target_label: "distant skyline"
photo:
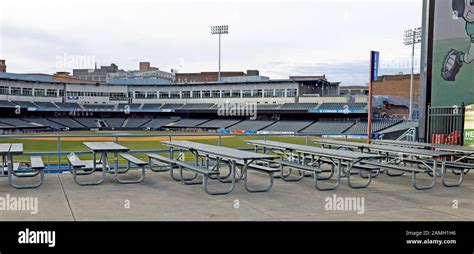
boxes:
[0,0,422,85]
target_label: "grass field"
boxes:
[0,131,322,165]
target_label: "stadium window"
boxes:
[287,89,297,97]
[264,89,274,98]
[11,87,21,96]
[159,91,170,99]
[242,90,252,98]
[34,89,46,97]
[232,90,241,98]
[146,91,157,99]
[170,91,180,99]
[22,88,33,96]
[182,91,191,98]
[222,90,231,98]
[191,91,201,98]
[275,89,285,97]
[0,86,8,95]
[135,91,146,99]
[211,90,221,98]
[252,89,263,98]
[202,90,211,98]
[46,89,57,97]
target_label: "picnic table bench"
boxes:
[159,141,279,195]
[0,143,45,189]
[246,140,383,190]
[315,139,464,189]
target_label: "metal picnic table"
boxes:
[0,143,30,188]
[81,142,130,185]
[161,140,279,194]
[245,140,384,189]
[372,139,474,162]
[314,139,458,181]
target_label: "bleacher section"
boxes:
[82,104,115,110]
[47,118,84,128]
[13,101,37,108]
[122,118,152,128]
[0,118,38,128]
[256,104,281,110]
[300,121,356,135]
[317,102,367,110]
[280,103,318,110]
[141,104,163,110]
[34,102,58,108]
[160,104,183,110]
[261,120,314,133]
[228,120,275,132]
[180,103,214,110]
[55,103,81,109]
[165,119,210,128]
[197,119,242,129]
[103,118,126,128]
[74,118,99,128]
[24,118,66,129]
[0,101,15,107]
[344,119,402,135]
[118,104,141,110]
[142,118,177,129]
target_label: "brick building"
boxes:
[0,60,6,72]
[372,74,420,104]
[175,71,247,83]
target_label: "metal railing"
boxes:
[426,104,465,144]
[0,133,323,172]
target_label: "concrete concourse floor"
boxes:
[0,169,473,221]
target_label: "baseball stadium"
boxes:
[0,0,473,225]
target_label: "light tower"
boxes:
[403,27,422,120]
[211,25,229,82]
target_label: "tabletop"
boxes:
[373,140,474,154]
[246,140,383,161]
[83,142,129,152]
[314,139,455,158]
[0,143,24,155]
[162,140,278,161]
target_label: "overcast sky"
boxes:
[0,0,423,86]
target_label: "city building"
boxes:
[0,60,6,72]
[372,73,420,104]
[107,62,175,85]
[175,71,247,83]
[73,63,121,83]
[339,86,369,96]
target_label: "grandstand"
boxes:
[47,118,84,129]
[197,119,242,129]
[317,102,367,111]
[142,118,178,130]
[122,118,152,128]
[74,118,100,128]
[228,120,276,132]
[343,119,402,135]
[300,121,356,135]
[280,103,318,110]
[103,118,126,128]
[24,118,67,130]
[260,120,314,133]
[165,119,210,128]
[180,103,214,110]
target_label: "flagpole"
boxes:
[368,51,374,144]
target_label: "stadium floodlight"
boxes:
[403,27,422,120]
[211,25,229,82]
